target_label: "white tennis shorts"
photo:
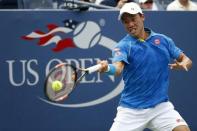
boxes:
[110,101,188,131]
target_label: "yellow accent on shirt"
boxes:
[138,38,145,42]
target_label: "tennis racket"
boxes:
[44,63,101,102]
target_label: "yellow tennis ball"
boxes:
[51,80,63,91]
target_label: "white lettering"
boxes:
[45,59,63,76]
[6,60,26,86]
[27,59,39,86]
[6,58,114,87]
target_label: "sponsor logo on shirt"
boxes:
[154,38,160,45]
[114,48,122,56]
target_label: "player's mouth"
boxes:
[128,28,137,34]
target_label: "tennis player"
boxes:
[98,2,192,131]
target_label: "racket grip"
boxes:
[86,64,102,74]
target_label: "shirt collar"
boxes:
[145,27,156,40]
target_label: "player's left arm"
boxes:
[169,53,192,71]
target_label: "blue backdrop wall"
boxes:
[0,11,196,131]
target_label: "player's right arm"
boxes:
[98,60,125,76]
[99,39,128,76]
[113,61,125,76]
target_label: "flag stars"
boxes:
[65,22,69,27]
[72,25,76,29]
[63,19,79,30]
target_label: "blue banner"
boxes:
[0,11,196,131]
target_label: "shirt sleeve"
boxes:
[112,42,129,64]
[167,37,183,59]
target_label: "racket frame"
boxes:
[44,63,90,102]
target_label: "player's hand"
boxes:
[97,60,109,73]
[168,60,189,71]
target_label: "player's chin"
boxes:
[128,30,137,36]
[129,32,137,37]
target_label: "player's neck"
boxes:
[138,30,149,41]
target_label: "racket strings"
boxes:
[46,65,76,102]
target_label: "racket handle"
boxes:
[86,64,102,74]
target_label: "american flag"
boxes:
[22,19,79,52]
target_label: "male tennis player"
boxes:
[98,2,192,131]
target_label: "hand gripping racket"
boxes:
[44,63,101,102]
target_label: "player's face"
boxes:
[121,13,145,38]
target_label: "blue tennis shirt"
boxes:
[112,28,183,109]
